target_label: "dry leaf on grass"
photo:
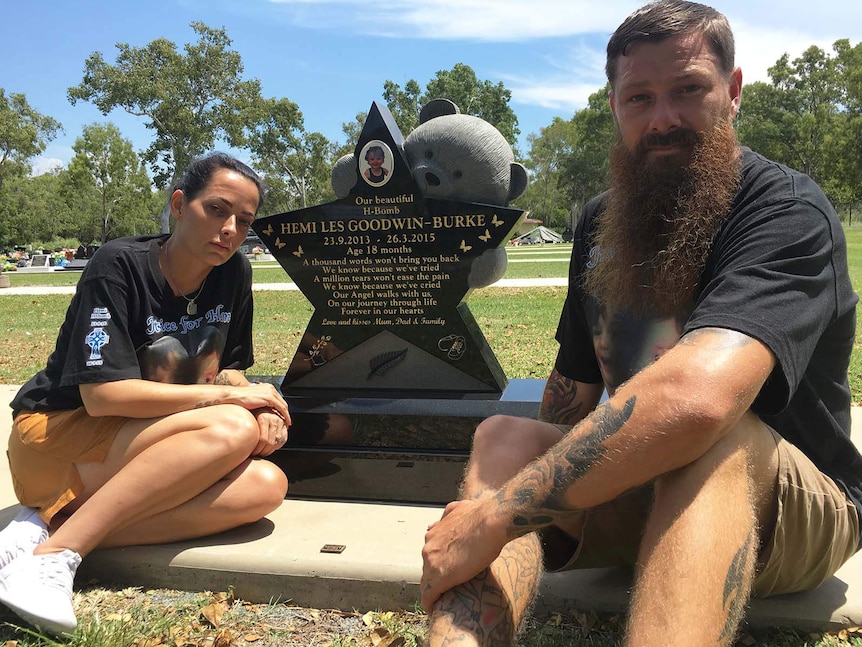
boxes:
[135,639,165,647]
[200,601,229,627]
[105,612,133,622]
[371,627,390,645]
[214,628,232,647]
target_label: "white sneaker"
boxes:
[0,549,81,635]
[0,507,48,570]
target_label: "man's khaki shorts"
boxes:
[7,409,128,525]
[543,428,860,597]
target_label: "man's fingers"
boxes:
[420,579,439,613]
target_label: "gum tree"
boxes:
[0,89,61,189]
[68,22,262,232]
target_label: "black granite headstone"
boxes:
[255,102,525,400]
[253,103,544,504]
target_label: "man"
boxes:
[420,2,862,646]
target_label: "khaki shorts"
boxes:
[8,409,128,525]
[544,428,860,597]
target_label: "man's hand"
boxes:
[420,498,510,612]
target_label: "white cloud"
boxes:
[268,0,860,117]
[511,81,601,111]
[270,0,861,44]
[733,22,841,86]
[270,0,640,40]
[30,157,65,177]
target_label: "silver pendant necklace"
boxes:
[160,242,207,316]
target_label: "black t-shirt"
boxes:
[11,234,254,413]
[555,149,862,540]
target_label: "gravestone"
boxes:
[254,102,544,503]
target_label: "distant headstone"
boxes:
[255,102,525,400]
[30,254,49,268]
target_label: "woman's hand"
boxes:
[221,381,291,424]
[251,407,289,456]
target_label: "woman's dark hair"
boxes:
[364,145,385,161]
[174,152,265,213]
[606,0,734,87]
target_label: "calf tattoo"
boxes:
[718,528,756,645]
[496,397,636,536]
[428,534,542,646]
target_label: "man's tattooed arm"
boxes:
[495,396,636,538]
[488,327,775,543]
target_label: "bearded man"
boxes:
[420,2,862,646]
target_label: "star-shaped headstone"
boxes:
[254,102,525,399]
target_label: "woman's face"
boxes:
[171,168,260,267]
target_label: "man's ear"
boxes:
[729,67,743,119]
[169,189,184,220]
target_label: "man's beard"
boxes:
[584,118,742,316]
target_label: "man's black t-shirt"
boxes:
[555,148,862,540]
[11,234,254,413]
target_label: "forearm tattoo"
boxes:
[496,397,636,537]
[539,373,585,425]
[213,371,241,386]
[428,534,542,646]
[194,399,222,409]
[718,528,756,646]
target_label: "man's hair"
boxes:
[174,152,265,214]
[606,0,735,87]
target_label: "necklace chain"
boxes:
[160,242,207,316]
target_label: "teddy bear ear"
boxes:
[419,99,461,124]
[508,162,529,202]
[331,154,358,198]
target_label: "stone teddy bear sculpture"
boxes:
[331,99,528,287]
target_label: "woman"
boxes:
[0,153,290,635]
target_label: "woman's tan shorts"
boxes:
[544,427,860,598]
[7,409,128,525]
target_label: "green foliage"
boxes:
[68,22,263,231]
[64,123,157,243]
[0,88,62,189]
[383,78,423,135]
[422,64,520,146]
[515,117,580,230]
[242,97,336,213]
[368,64,520,147]
[522,85,615,229]
[0,172,78,248]
[737,45,843,186]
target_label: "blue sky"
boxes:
[4,0,862,176]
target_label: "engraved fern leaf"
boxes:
[367,348,408,379]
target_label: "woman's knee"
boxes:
[235,459,288,517]
[201,405,260,456]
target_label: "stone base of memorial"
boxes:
[257,376,543,505]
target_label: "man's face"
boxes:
[609,32,741,164]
